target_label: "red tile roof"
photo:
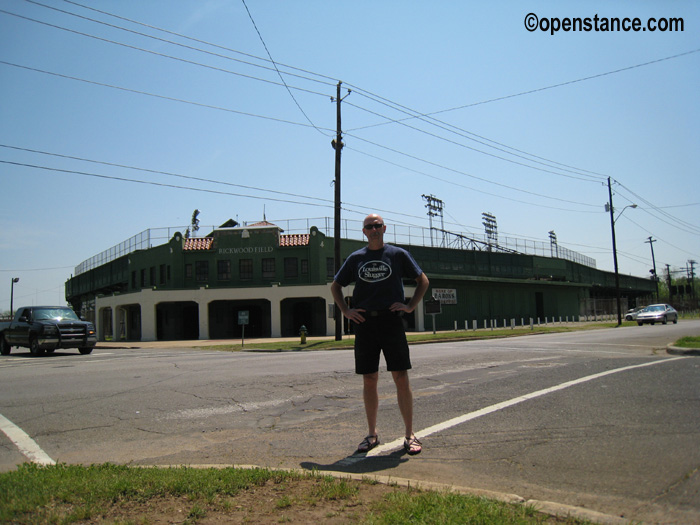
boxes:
[279,234,310,247]
[183,237,214,251]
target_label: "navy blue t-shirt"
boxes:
[334,244,423,310]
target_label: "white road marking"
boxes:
[367,357,685,457]
[0,413,55,465]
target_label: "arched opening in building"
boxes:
[208,299,270,339]
[156,301,199,340]
[280,297,327,337]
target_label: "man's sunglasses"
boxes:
[363,223,384,230]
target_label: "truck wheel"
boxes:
[78,347,93,355]
[30,337,45,357]
[637,322,643,326]
[0,336,11,356]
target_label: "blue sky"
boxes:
[1,0,698,312]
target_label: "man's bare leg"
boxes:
[360,372,379,448]
[391,370,413,439]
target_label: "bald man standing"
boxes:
[331,214,429,455]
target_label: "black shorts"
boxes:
[353,313,411,374]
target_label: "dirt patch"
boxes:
[62,477,397,524]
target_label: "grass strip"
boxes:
[0,463,591,524]
[201,322,628,352]
[673,335,700,349]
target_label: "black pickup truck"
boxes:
[0,306,97,356]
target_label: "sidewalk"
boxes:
[96,335,341,350]
[92,323,607,350]
[95,322,700,354]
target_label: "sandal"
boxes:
[357,434,379,453]
[404,435,422,455]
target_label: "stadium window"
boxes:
[217,260,231,280]
[195,261,209,282]
[284,257,298,278]
[239,259,253,280]
[262,258,276,280]
[326,257,335,279]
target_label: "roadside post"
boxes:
[424,296,441,334]
[238,310,249,349]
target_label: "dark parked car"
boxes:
[636,304,678,326]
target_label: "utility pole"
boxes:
[689,259,697,299]
[666,264,672,302]
[645,236,658,301]
[607,177,622,326]
[331,81,350,341]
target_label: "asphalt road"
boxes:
[1,321,699,523]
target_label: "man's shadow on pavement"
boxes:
[300,449,409,474]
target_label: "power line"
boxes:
[0,160,336,209]
[355,48,700,119]
[614,180,700,236]
[0,148,440,225]
[345,134,600,209]
[3,58,690,243]
[0,144,337,205]
[0,59,603,213]
[22,0,337,89]
[14,0,650,188]
[6,3,696,257]
[60,0,340,85]
[240,0,327,136]
[3,58,603,212]
[343,48,700,183]
[347,146,599,213]
[0,8,333,99]
[7,3,686,213]
[344,99,604,183]
[0,61,326,131]
[55,0,698,196]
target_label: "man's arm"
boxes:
[390,272,429,313]
[331,281,366,323]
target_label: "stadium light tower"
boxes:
[482,212,498,251]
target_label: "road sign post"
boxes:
[424,297,441,334]
[238,310,249,349]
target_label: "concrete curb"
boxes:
[159,463,628,524]
[666,344,700,356]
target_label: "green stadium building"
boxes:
[65,218,656,342]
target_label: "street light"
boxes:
[607,177,637,326]
[10,277,19,318]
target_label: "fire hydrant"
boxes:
[299,325,308,345]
